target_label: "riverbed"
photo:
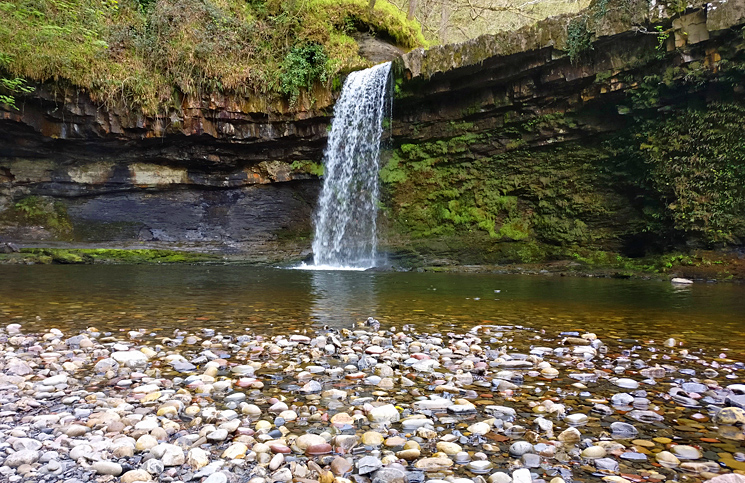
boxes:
[0,266,743,483]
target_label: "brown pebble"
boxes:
[306,443,332,455]
[330,456,352,475]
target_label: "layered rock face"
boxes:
[381,0,745,264]
[0,86,331,256]
[2,0,744,261]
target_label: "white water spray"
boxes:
[309,61,391,269]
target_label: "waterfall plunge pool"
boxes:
[2,264,744,354]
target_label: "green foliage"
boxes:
[566,16,593,64]
[13,196,45,219]
[655,25,670,52]
[0,0,424,113]
[591,0,611,19]
[621,103,745,245]
[135,0,156,12]
[626,74,662,109]
[290,159,325,176]
[379,154,408,183]
[0,54,34,109]
[9,196,72,235]
[0,76,34,110]
[280,44,329,106]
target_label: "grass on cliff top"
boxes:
[0,0,425,113]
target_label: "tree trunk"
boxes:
[369,0,376,11]
[407,0,417,20]
[439,0,450,44]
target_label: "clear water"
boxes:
[311,62,391,269]
[1,265,744,354]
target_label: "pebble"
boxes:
[558,427,581,444]
[0,322,739,483]
[357,455,382,474]
[656,451,681,468]
[222,442,248,459]
[295,433,327,450]
[135,434,158,451]
[468,460,493,473]
[187,448,210,469]
[616,378,639,389]
[671,445,702,460]
[206,428,229,442]
[595,457,620,472]
[610,422,638,436]
[716,407,745,425]
[522,453,541,467]
[512,468,533,483]
[566,413,588,425]
[368,404,400,423]
[203,473,228,483]
[331,456,352,475]
[121,469,153,483]
[142,458,164,474]
[92,461,123,476]
[582,446,607,458]
[467,421,491,435]
[437,441,462,454]
[509,441,533,456]
[3,450,40,468]
[620,451,648,461]
[361,431,385,445]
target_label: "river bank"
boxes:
[2,246,744,283]
[0,319,743,483]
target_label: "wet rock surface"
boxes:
[0,321,743,483]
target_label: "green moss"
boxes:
[382,132,620,246]
[384,99,745,265]
[383,30,745,272]
[609,102,745,245]
[379,153,408,183]
[522,113,574,132]
[290,159,324,176]
[3,196,73,237]
[19,248,220,264]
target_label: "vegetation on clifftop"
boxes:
[0,0,424,113]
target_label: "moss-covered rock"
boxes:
[386,14,745,267]
[17,248,220,265]
[0,196,73,239]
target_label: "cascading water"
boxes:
[308,61,391,269]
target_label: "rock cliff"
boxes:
[0,79,335,257]
[381,0,745,265]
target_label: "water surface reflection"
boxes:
[309,270,378,328]
[0,265,743,353]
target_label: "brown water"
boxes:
[1,265,744,353]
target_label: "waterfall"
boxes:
[309,61,391,269]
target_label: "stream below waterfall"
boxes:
[2,265,744,352]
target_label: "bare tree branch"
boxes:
[389,0,587,45]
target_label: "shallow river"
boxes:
[1,265,743,353]
[1,265,745,482]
